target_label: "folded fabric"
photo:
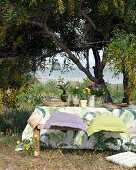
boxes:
[27,113,43,129]
[45,112,87,131]
[87,115,129,136]
[106,151,136,168]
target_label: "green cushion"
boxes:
[87,115,130,136]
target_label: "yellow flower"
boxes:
[25,144,29,148]
[26,147,29,151]
[82,89,86,93]
[88,88,91,94]
[16,140,20,145]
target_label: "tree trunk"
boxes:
[92,66,113,103]
[122,66,129,104]
[102,81,113,103]
[92,47,113,103]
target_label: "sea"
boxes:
[35,66,123,85]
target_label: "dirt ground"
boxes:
[0,143,135,170]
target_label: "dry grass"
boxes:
[0,141,134,170]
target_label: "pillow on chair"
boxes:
[87,115,129,136]
[27,114,43,129]
[45,112,87,131]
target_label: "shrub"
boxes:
[0,115,6,132]
[0,109,31,134]
[16,81,61,106]
[7,109,31,133]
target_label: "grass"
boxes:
[0,139,132,169]
[0,131,21,146]
[0,134,135,169]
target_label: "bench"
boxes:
[33,125,82,156]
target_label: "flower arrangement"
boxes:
[57,82,69,95]
[69,86,79,96]
[57,77,69,95]
[77,87,91,100]
[69,81,105,102]
[57,78,69,102]
[87,82,105,97]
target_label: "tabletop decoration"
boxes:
[87,82,105,97]
[57,79,69,102]
[77,87,91,107]
[69,86,80,106]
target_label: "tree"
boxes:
[105,32,136,104]
[104,0,136,104]
[0,0,135,103]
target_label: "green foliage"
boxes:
[131,93,136,105]
[0,115,6,132]
[108,85,124,103]
[0,132,20,148]
[0,0,135,104]
[93,132,123,151]
[105,32,136,97]
[0,1,27,23]
[106,32,136,70]
[69,86,80,96]
[16,80,60,106]
[44,80,60,97]
[6,109,31,133]
[0,59,36,89]
[98,0,125,16]
[16,139,34,155]
[58,82,69,94]
[0,59,37,109]
[0,109,31,134]
[16,84,45,106]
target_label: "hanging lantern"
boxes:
[52,59,61,70]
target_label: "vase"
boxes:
[72,95,79,106]
[88,95,95,107]
[61,94,68,102]
[80,100,87,107]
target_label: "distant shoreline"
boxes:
[36,68,123,85]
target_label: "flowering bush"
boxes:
[70,82,105,101]
[16,139,34,155]
[87,83,105,97]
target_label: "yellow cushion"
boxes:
[87,115,130,136]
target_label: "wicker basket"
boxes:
[42,100,69,107]
[115,103,129,108]
[102,103,129,108]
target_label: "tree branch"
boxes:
[27,19,97,82]
[77,7,101,32]
[27,20,43,28]
[43,22,97,82]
